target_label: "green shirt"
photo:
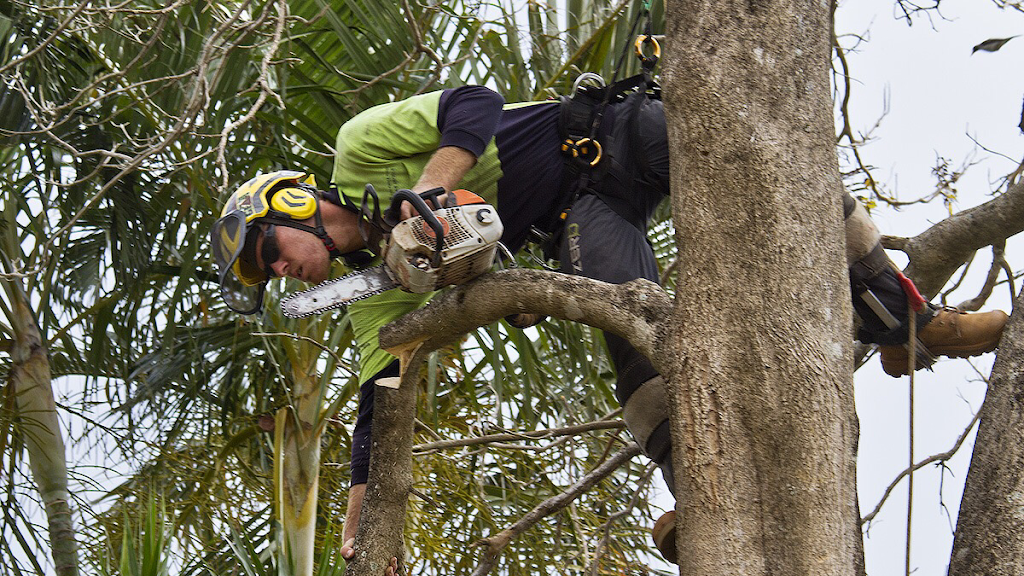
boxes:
[331,91,503,382]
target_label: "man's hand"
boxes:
[399,190,448,221]
[341,538,399,576]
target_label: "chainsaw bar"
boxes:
[280,265,398,318]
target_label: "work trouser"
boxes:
[557,90,676,493]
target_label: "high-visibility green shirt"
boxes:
[331,87,562,382]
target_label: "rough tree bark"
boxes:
[343,270,673,576]
[947,289,1024,576]
[663,1,862,574]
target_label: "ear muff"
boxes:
[269,186,318,220]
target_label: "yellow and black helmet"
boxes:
[211,170,336,314]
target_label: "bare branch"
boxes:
[469,443,642,576]
[588,461,658,576]
[413,418,626,454]
[379,269,673,379]
[957,242,1007,311]
[894,179,1024,298]
[861,399,985,525]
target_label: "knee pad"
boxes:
[622,375,672,462]
[623,376,679,496]
[844,194,893,294]
[844,194,882,270]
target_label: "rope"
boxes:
[905,295,916,576]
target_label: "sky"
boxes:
[838,1,1023,575]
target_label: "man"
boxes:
[211,84,1008,565]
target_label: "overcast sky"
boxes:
[837,1,1021,575]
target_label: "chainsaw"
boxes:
[280,186,503,318]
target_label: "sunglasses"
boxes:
[257,224,281,278]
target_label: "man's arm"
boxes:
[342,484,399,575]
[400,145,478,219]
[341,482,365,558]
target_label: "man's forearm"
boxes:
[413,146,477,193]
[344,483,367,544]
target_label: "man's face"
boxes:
[254,221,332,284]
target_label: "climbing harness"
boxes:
[531,1,663,259]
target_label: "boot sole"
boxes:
[881,338,1003,376]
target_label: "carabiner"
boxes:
[634,35,661,67]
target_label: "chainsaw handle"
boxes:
[387,189,445,265]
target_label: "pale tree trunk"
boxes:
[343,347,421,576]
[947,291,1024,575]
[8,283,79,576]
[274,373,322,576]
[663,1,863,574]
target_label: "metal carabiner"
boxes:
[634,35,661,67]
[571,72,606,98]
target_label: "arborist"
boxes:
[210,38,1007,569]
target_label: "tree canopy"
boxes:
[1,1,1023,575]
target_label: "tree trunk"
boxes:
[9,284,79,576]
[947,290,1024,575]
[663,1,862,574]
[344,351,420,576]
[274,373,323,576]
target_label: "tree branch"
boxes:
[469,443,642,576]
[886,179,1024,298]
[378,269,674,377]
[861,400,984,526]
[412,418,626,454]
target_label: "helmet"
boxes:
[211,170,324,314]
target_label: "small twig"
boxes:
[861,397,986,525]
[469,443,642,576]
[957,242,1006,311]
[250,331,353,373]
[412,419,626,454]
[588,462,657,576]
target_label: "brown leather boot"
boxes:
[878,308,1009,377]
[652,510,678,564]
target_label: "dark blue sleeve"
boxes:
[437,86,505,157]
[349,361,401,486]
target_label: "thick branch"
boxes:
[344,345,430,576]
[889,179,1024,298]
[378,269,674,376]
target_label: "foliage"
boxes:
[0,0,674,575]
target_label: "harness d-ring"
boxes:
[634,35,660,67]
[573,137,603,167]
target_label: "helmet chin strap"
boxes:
[310,194,343,259]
